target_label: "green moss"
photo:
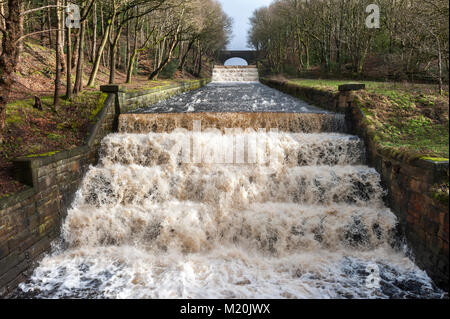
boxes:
[0,193,11,200]
[6,113,25,125]
[46,133,64,140]
[89,93,108,121]
[26,151,59,158]
[7,98,35,109]
[39,223,46,235]
[361,107,375,117]
[420,157,449,162]
[372,135,381,144]
[25,41,47,51]
[354,98,364,107]
[432,192,449,205]
[431,181,449,206]
[124,82,174,93]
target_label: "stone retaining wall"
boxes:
[261,78,343,113]
[261,78,449,291]
[349,106,449,291]
[0,80,209,297]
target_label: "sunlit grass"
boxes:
[288,78,449,159]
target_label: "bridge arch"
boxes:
[218,50,258,66]
[224,57,248,66]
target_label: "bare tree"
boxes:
[0,0,23,133]
[0,0,232,133]
[53,0,63,109]
[248,0,449,83]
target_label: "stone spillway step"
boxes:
[118,112,348,134]
[79,164,385,208]
[63,201,397,252]
[100,132,365,167]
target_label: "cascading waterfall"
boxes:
[15,68,445,299]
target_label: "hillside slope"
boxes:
[0,39,208,198]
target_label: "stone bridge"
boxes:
[217,50,259,65]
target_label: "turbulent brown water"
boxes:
[15,67,445,299]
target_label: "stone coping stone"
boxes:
[338,84,366,92]
[99,85,125,93]
[13,145,91,169]
[101,79,209,95]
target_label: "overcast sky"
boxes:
[218,0,273,50]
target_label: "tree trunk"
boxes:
[61,1,64,49]
[108,26,122,84]
[87,20,112,87]
[117,39,121,71]
[47,0,53,47]
[126,21,139,84]
[126,18,130,71]
[0,1,5,31]
[196,48,202,77]
[73,20,86,95]
[437,41,443,96]
[71,28,79,69]
[0,0,23,132]
[126,50,137,83]
[179,39,194,71]
[100,4,106,67]
[53,0,62,110]
[91,3,97,63]
[109,43,116,84]
[149,38,178,80]
[65,24,72,99]
[58,2,66,73]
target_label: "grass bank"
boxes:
[287,78,449,159]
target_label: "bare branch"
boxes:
[16,28,62,43]
[80,0,95,22]
[21,5,65,16]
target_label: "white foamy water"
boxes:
[16,129,444,299]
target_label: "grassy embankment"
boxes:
[288,79,449,160]
[0,79,185,198]
[286,78,449,204]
